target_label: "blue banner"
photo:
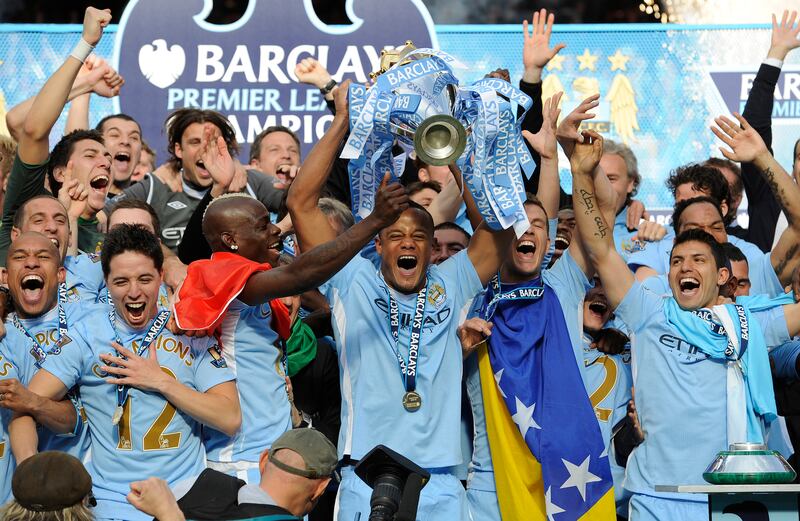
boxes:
[0,16,793,217]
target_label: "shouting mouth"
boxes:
[679,277,701,297]
[397,255,418,278]
[20,273,45,303]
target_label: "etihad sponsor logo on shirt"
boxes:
[48,334,73,356]
[373,298,451,329]
[130,336,196,368]
[658,334,709,361]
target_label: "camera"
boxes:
[354,445,431,521]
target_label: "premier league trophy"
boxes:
[341,42,535,235]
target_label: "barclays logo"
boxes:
[139,39,186,89]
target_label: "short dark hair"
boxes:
[407,180,442,197]
[249,126,301,163]
[101,224,163,278]
[720,242,747,264]
[95,113,142,135]
[672,228,728,271]
[13,195,65,230]
[434,221,471,242]
[666,163,733,224]
[48,129,105,195]
[671,196,724,235]
[523,192,549,219]
[380,200,434,238]
[165,108,238,167]
[704,157,742,203]
[109,199,161,238]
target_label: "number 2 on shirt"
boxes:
[116,367,182,451]
[589,356,617,422]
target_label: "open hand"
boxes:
[711,113,768,163]
[522,8,566,82]
[457,317,492,359]
[201,123,235,193]
[523,91,562,160]
[101,342,171,393]
[769,10,800,61]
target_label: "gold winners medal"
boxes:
[403,391,422,412]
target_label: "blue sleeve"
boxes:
[771,340,800,380]
[753,306,791,349]
[626,239,665,273]
[320,254,373,299]
[193,340,236,393]
[39,328,91,391]
[748,251,783,299]
[614,281,663,333]
[641,274,670,295]
[540,218,557,270]
[543,249,592,310]
[436,250,483,306]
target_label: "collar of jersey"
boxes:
[15,303,59,328]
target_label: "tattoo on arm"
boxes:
[579,189,596,215]
[775,243,800,280]
[763,167,792,225]
[594,216,609,238]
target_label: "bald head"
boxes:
[8,231,61,262]
[202,195,266,251]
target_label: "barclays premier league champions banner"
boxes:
[0,0,798,219]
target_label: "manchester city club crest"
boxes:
[427,283,446,309]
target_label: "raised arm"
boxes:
[7,369,72,462]
[239,174,408,304]
[286,81,351,251]
[15,8,111,165]
[712,113,800,285]
[523,91,562,219]
[570,132,634,309]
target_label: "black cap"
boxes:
[12,452,92,512]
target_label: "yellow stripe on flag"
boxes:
[578,489,617,520]
[477,342,547,520]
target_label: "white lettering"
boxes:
[286,45,316,82]
[196,45,225,82]
[258,45,290,83]
[739,73,756,100]
[222,45,257,83]
[334,46,367,83]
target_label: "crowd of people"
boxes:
[1,5,800,521]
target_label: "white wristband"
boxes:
[70,38,94,63]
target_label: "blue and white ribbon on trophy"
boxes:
[342,48,535,235]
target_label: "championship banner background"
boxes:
[0,13,796,219]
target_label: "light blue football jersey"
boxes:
[323,250,481,468]
[582,333,633,511]
[41,304,234,521]
[0,351,17,504]
[615,282,790,500]
[465,249,593,491]
[204,299,292,463]
[1,302,91,459]
[62,253,105,303]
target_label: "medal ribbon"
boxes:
[107,295,171,425]
[482,273,545,321]
[11,284,68,368]
[384,280,428,394]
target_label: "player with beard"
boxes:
[287,87,516,518]
[1,9,123,263]
[570,130,800,520]
[105,108,284,252]
[10,225,241,521]
[173,129,411,485]
[0,233,92,459]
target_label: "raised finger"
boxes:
[710,126,735,147]
[111,342,135,359]
[732,112,751,131]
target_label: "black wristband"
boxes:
[320,79,337,95]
